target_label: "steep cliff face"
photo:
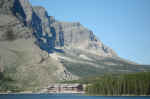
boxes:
[30,5,117,57]
[0,0,32,41]
[0,0,77,90]
[0,0,149,92]
[1,0,116,57]
[33,6,51,36]
[0,0,54,52]
[50,20,117,57]
[12,0,32,25]
[33,6,55,52]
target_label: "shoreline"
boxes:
[0,92,150,96]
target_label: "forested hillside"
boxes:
[85,72,150,95]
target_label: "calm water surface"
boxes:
[0,94,149,99]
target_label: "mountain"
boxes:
[0,0,150,91]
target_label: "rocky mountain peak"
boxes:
[1,0,150,91]
[33,6,48,17]
[33,6,51,36]
[0,0,117,57]
[50,19,117,57]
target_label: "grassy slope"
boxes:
[0,39,150,92]
[0,39,59,91]
[59,49,150,78]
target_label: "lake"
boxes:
[0,94,150,99]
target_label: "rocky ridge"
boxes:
[0,0,77,90]
[0,0,116,57]
[0,0,150,92]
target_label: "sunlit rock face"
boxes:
[0,0,78,85]
[0,0,32,41]
[1,0,148,91]
[32,6,55,53]
[50,20,117,57]
[33,6,51,36]
[0,0,116,57]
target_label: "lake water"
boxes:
[0,94,149,99]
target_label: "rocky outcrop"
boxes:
[0,0,15,14]
[50,21,117,57]
[0,0,32,41]
[1,0,149,92]
[16,0,33,24]
[0,0,117,80]
[33,6,55,52]
[0,0,54,52]
[0,0,76,84]
[0,0,116,57]
[33,6,51,36]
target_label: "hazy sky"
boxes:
[29,0,150,65]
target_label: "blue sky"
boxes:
[29,0,150,65]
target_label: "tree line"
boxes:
[85,72,150,95]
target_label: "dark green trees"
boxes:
[86,72,150,95]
